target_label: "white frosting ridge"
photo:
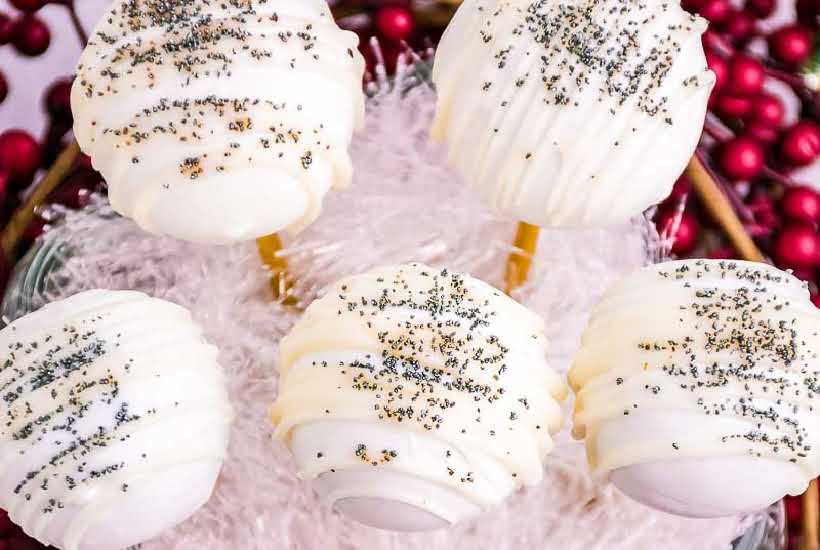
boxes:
[71,0,365,244]
[569,260,820,516]
[272,263,567,529]
[0,290,233,550]
[431,0,714,228]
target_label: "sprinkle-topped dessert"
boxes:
[0,290,233,550]
[570,260,820,517]
[272,263,566,531]
[431,0,714,228]
[71,0,365,244]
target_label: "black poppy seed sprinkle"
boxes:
[626,261,817,464]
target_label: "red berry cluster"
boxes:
[332,0,418,75]
[658,0,820,307]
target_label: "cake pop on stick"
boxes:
[272,263,566,531]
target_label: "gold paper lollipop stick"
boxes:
[804,480,819,550]
[256,233,297,305]
[504,221,540,295]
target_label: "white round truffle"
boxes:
[570,260,820,517]
[0,290,233,550]
[71,0,365,244]
[272,264,567,530]
[432,0,714,228]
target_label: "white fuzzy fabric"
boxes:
[17,54,752,550]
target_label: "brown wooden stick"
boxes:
[804,480,820,550]
[505,221,540,295]
[1,141,81,262]
[685,154,767,264]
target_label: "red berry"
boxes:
[0,71,6,105]
[791,267,816,282]
[781,122,820,166]
[0,170,9,206]
[782,186,820,223]
[12,15,50,57]
[9,0,45,13]
[0,12,13,45]
[708,246,737,259]
[797,0,819,29]
[749,94,784,127]
[746,0,776,18]
[768,25,813,68]
[699,0,732,23]
[49,169,100,209]
[668,176,691,203]
[745,121,780,144]
[682,0,707,12]
[44,78,73,121]
[714,94,754,118]
[375,6,414,42]
[727,55,764,96]
[6,534,45,550]
[76,153,94,170]
[0,130,41,187]
[22,215,48,245]
[705,50,729,92]
[722,10,756,43]
[657,210,699,256]
[814,294,820,308]
[719,136,765,180]
[776,225,820,268]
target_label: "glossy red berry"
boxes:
[375,6,414,42]
[714,94,753,118]
[727,55,764,96]
[0,170,9,207]
[0,71,7,105]
[705,50,729,91]
[749,94,784,127]
[49,169,100,209]
[0,12,13,45]
[813,294,820,308]
[776,225,820,268]
[781,122,820,166]
[9,0,45,12]
[0,130,41,187]
[12,15,50,57]
[44,78,73,121]
[746,0,776,18]
[745,121,780,144]
[783,186,820,223]
[796,0,819,29]
[682,0,707,12]
[719,136,765,180]
[722,10,756,43]
[768,25,813,67]
[699,0,732,23]
[657,210,699,256]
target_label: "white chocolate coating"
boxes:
[272,264,566,530]
[431,0,714,228]
[0,290,233,550]
[71,0,365,244]
[570,260,820,517]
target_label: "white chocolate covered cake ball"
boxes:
[431,0,714,228]
[71,0,365,244]
[272,264,566,531]
[0,290,233,550]
[569,260,820,518]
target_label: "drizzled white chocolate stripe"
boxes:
[0,290,233,550]
[72,0,365,244]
